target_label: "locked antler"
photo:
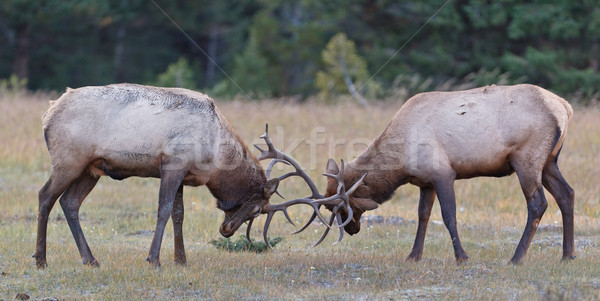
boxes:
[254,124,323,200]
[248,124,366,247]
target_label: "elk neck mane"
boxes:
[346,143,409,204]
[205,131,267,209]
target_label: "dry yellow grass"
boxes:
[1,92,599,300]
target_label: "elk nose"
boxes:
[220,221,235,237]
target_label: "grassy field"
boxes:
[1,92,599,300]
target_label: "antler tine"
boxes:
[313,214,336,247]
[262,205,301,249]
[331,201,354,228]
[312,210,346,247]
[281,208,295,226]
[266,159,289,199]
[266,159,290,177]
[261,197,334,248]
[263,211,276,249]
[255,123,323,200]
[245,218,254,243]
[292,212,317,235]
[270,199,334,229]
[322,158,345,179]
[311,202,349,247]
[333,211,345,245]
[347,172,367,196]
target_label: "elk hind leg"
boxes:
[147,169,185,267]
[35,167,84,268]
[59,171,99,266]
[542,159,575,260]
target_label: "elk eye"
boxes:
[251,205,261,217]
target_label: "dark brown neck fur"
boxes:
[346,142,409,204]
[206,144,266,209]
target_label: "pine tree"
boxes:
[316,33,379,106]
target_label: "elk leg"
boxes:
[35,169,82,268]
[147,169,185,267]
[433,179,469,263]
[171,184,186,265]
[510,167,548,264]
[542,160,575,260]
[406,186,436,261]
[59,171,99,267]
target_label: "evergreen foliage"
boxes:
[316,33,380,103]
[0,0,598,102]
[152,58,197,90]
[209,236,284,253]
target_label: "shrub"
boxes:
[209,236,284,253]
[152,58,197,90]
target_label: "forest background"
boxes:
[1,0,599,103]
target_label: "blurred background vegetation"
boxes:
[1,0,599,103]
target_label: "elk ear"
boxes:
[326,158,339,175]
[263,178,279,198]
[351,197,379,211]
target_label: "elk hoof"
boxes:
[84,259,100,267]
[508,257,523,265]
[456,255,469,265]
[174,256,187,265]
[561,254,576,261]
[405,253,422,262]
[146,257,161,268]
[33,253,48,268]
[36,260,48,269]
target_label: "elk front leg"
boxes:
[147,169,185,267]
[434,179,469,264]
[406,186,436,261]
[171,184,186,265]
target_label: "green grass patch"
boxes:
[210,235,284,253]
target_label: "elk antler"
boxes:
[248,124,366,248]
[260,159,367,248]
[253,124,323,200]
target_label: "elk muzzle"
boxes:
[219,205,262,237]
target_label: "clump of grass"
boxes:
[209,236,284,253]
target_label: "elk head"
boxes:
[324,159,379,235]
[218,177,279,238]
[248,124,366,247]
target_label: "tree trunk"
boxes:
[343,73,368,107]
[113,23,127,82]
[591,43,599,72]
[340,55,368,107]
[12,23,30,80]
[204,24,219,87]
[113,0,129,82]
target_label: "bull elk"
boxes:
[323,84,574,264]
[36,84,293,268]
